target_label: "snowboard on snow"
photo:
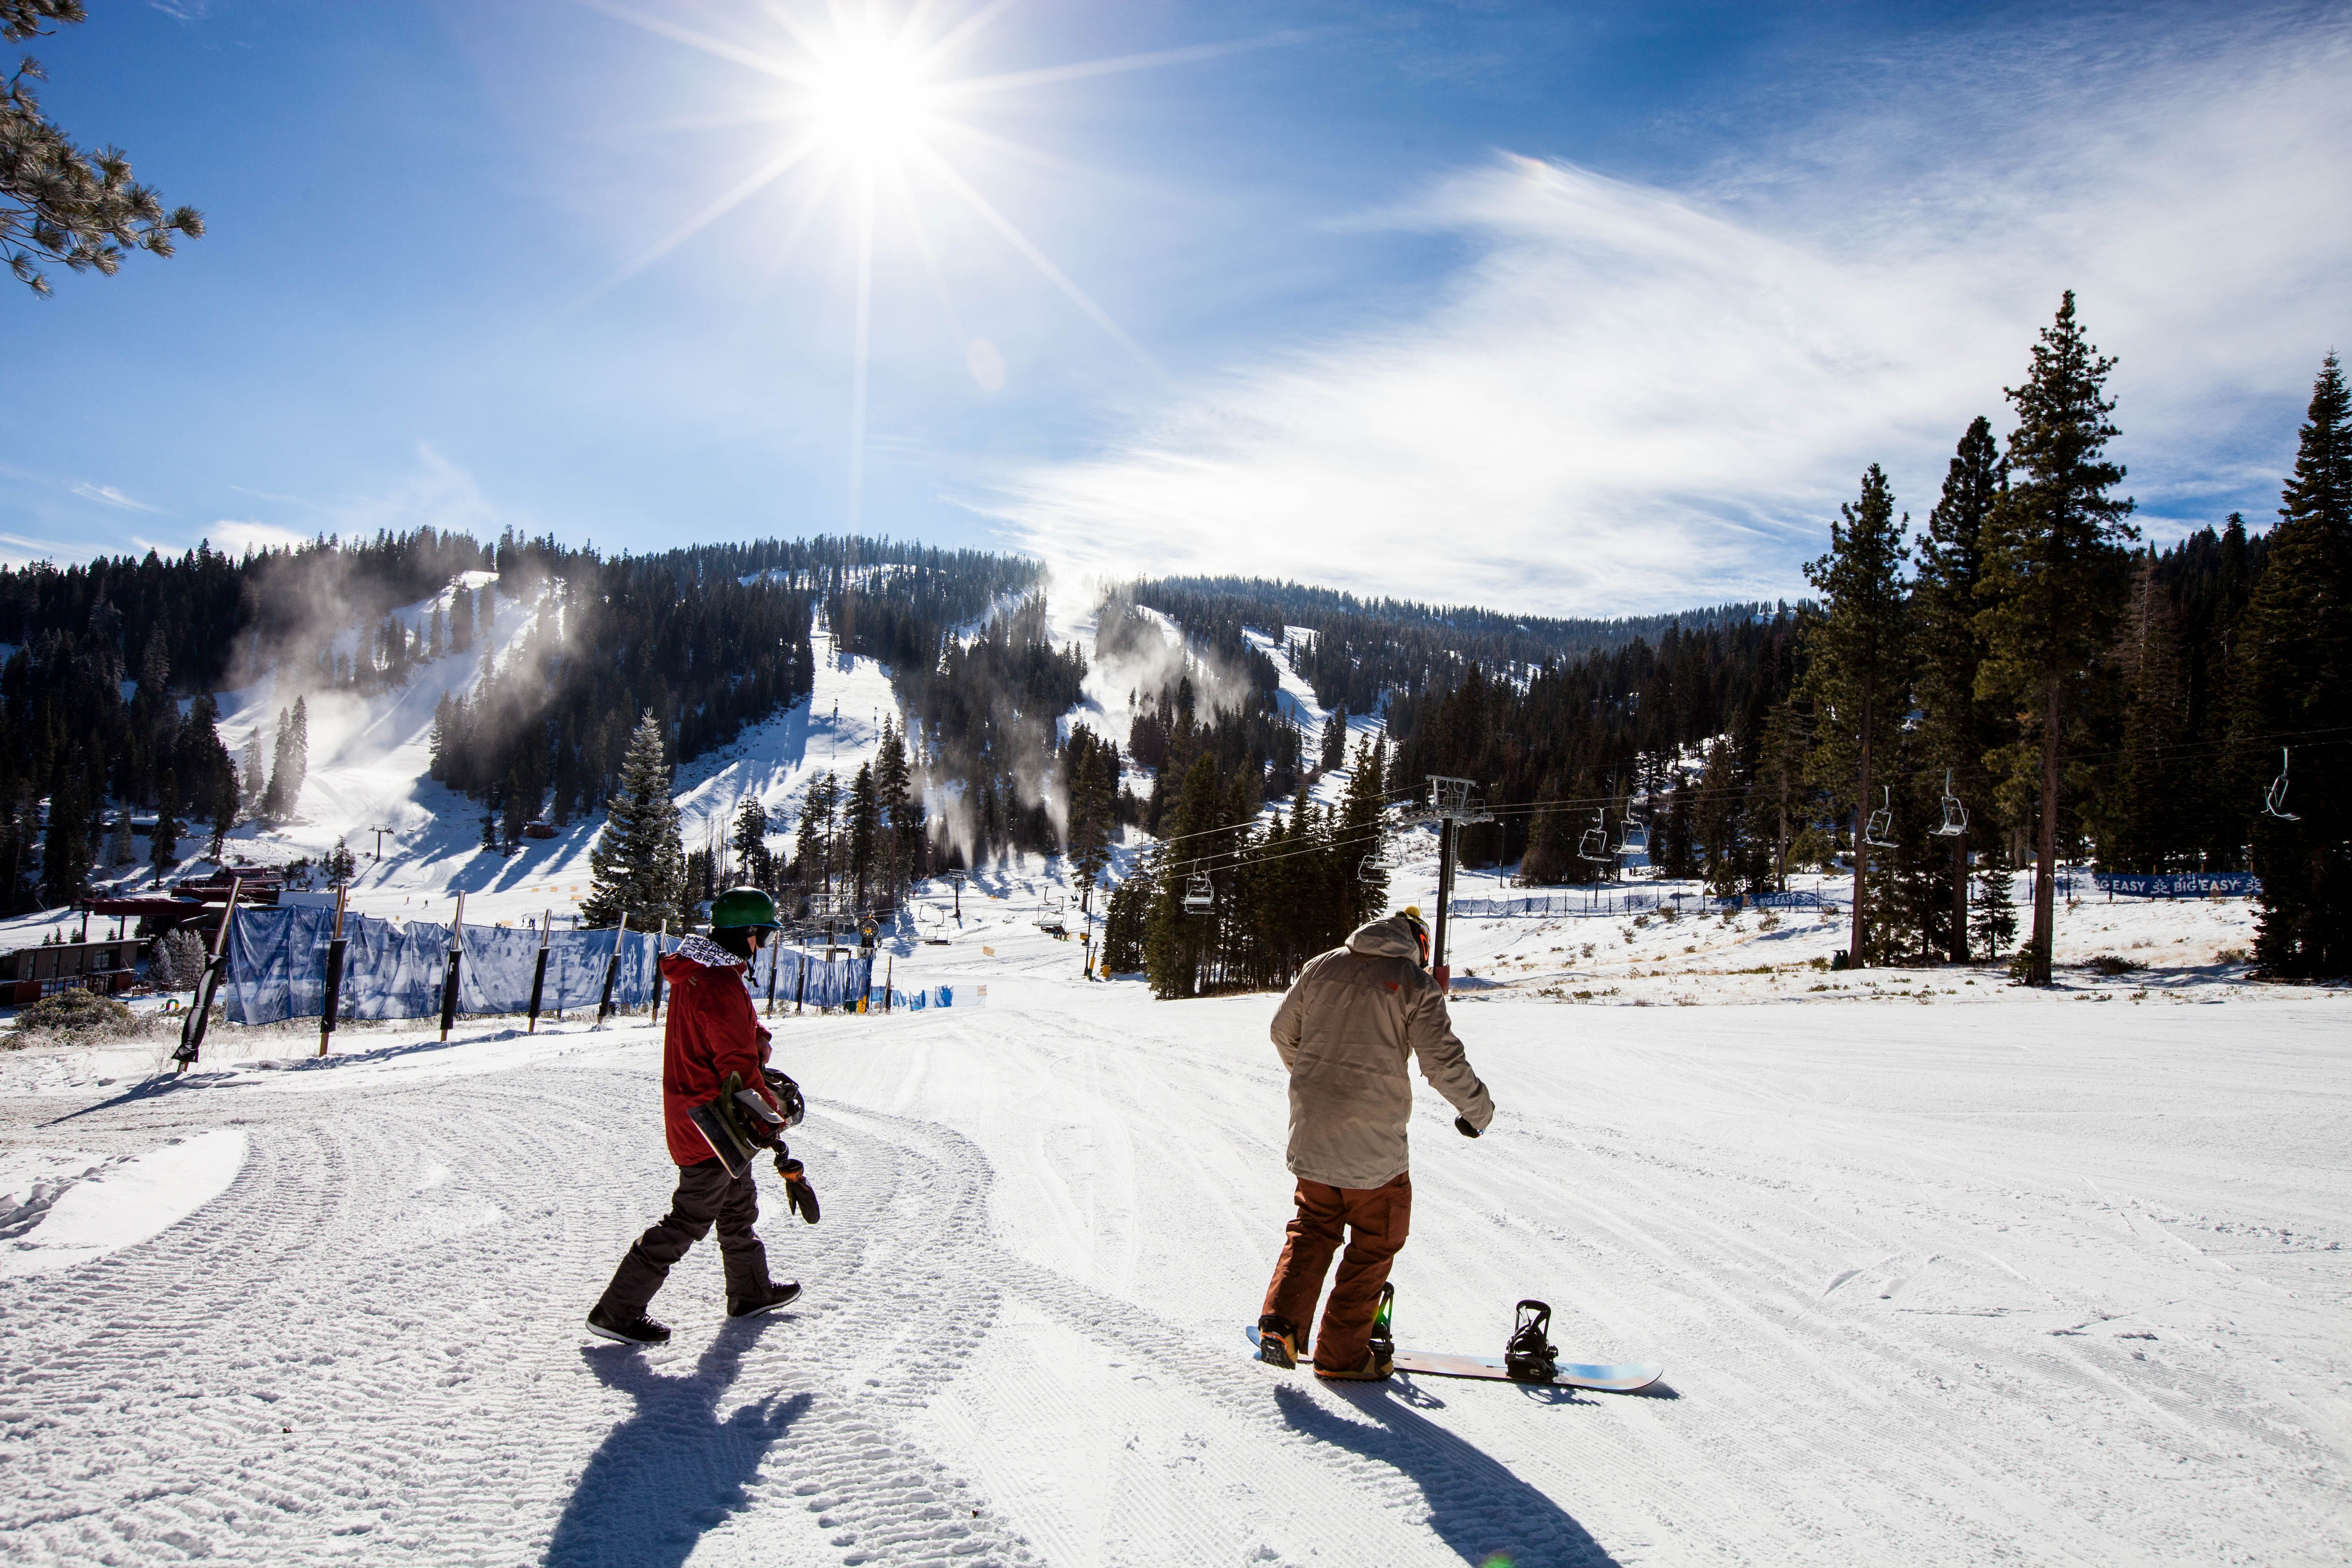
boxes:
[1247,1296,1663,1394]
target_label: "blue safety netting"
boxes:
[223,907,883,1026]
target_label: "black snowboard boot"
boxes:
[726,1279,802,1318]
[587,1303,672,1346]
[1256,1313,1300,1369]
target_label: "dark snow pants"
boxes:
[1261,1171,1411,1370]
[596,1157,770,1316]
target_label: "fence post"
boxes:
[596,912,628,1025]
[795,945,807,1015]
[173,876,243,1073]
[526,909,551,1034]
[318,883,348,1058]
[649,918,668,1024]
[438,890,466,1043]
[883,954,893,1014]
[764,939,780,1018]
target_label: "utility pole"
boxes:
[1400,776,1492,995]
[371,825,393,863]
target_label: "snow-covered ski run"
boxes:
[3,978,2346,1567]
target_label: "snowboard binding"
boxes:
[1368,1282,1395,1365]
[1504,1299,1557,1381]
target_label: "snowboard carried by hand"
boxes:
[1247,1296,1663,1393]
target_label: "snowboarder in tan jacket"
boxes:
[1257,906,1494,1379]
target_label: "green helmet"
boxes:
[709,886,781,931]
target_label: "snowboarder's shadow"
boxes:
[1274,1382,1623,1568]
[542,1324,811,1568]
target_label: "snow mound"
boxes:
[0,1128,246,1277]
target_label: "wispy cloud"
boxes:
[984,7,2351,614]
[71,483,166,515]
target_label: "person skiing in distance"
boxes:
[588,887,810,1346]
[1257,905,1494,1380]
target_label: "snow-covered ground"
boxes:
[2,938,2346,1565]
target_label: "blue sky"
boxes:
[5,1,2347,614]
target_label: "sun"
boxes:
[588,0,1281,525]
[805,28,934,158]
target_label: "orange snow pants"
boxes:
[1261,1171,1411,1369]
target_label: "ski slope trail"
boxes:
[3,989,2348,1566]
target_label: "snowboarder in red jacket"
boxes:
[588,888,813,1346]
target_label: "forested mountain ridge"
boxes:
[2,323,2342,989]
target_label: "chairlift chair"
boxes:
[1932,770,1968,838]
[1864,787,1898,849]
[2264,748,2301,821]
[1576,808,1610,862]
[1182,872,1215,913]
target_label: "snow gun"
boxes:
[686,1068,820,1224]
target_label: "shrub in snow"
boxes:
[13,989,138,1042]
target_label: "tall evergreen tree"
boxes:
[1145,753,1224,998]
[2101,549,2190,872]
[1337,732,1387,926]
[239,730,266,815]
[2234,352,2352,976]
[1803,464,1912,967]
[41,766,89,907]
[730,793,772,888]
[1912,416,2004,959]
[845,761,879,908]
[581,710,689,929]
[150,767,180,881]
[1976,293,2138,985]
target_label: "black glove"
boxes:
[1455,1115,1483,1139]
[761,1068,807,1127]
[776,1155,820,1224]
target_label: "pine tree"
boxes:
[846,761,879,908]
[581,710,688,929]
[1912,415,2005,959]
[238,730,265,814]
[41,768,89,907]
[1337,732,1386,925]
[261,699,308,819]
[730,794,772,888]
[1145,753,1224,998]
[325,835,357,887]
[142,765,178,880]
[107,805,134,866]
[794,772,838,895]
[2102,549,2189,872]
[428,600,445,660]
[1320,707,1348,772]
[1976,293,2138,985]
[1971,842,2018,958]
[450,585,475,654]
[0,3,206,297]
[2235,353,2352,976]
[1802,464,1912,967]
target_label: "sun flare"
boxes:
[806,31,933,156]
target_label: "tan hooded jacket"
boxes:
[1269,914,1496,1190]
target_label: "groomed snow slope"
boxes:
[1,979,2345,1567]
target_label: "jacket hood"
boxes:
[664,933,744,973]
[1346,915,1423,962]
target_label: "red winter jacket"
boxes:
[660,937,778,1166]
